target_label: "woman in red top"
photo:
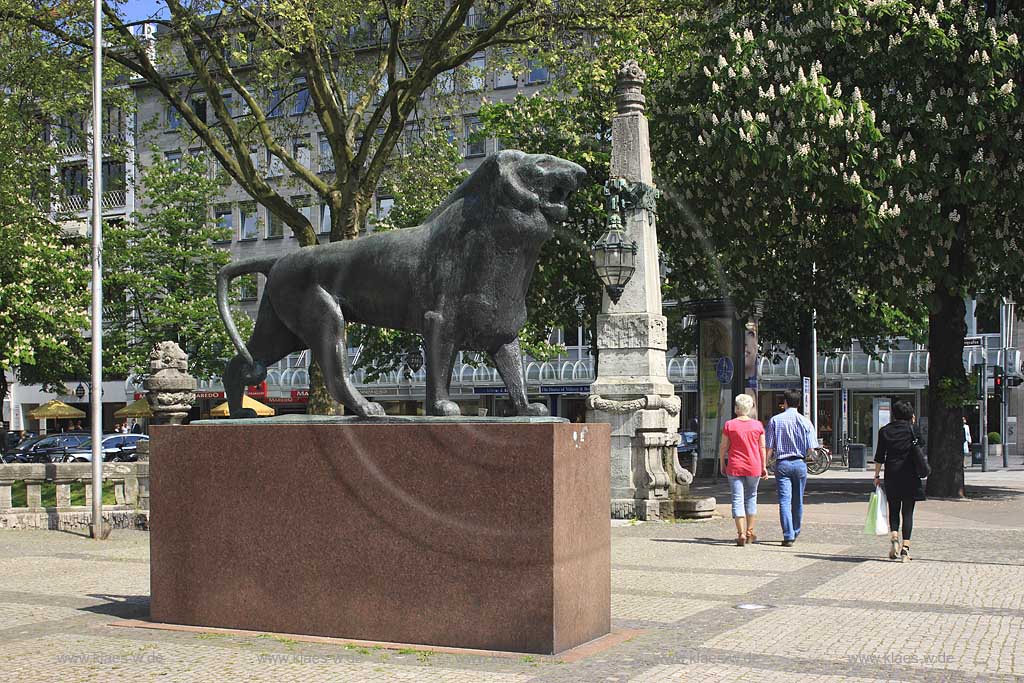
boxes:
[719,393,768,546]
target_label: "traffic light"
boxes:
[994,365,1005,401]
[974,364,986,400]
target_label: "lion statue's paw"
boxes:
[526,402,549,417]
[358,401,386,417]
[230,408,258,419]
[434,400,462,416]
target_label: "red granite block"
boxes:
[149,421,610,654]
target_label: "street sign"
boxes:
[715,357,734,384]
[802,376,812,420]
[964,336,985,348]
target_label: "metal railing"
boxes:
[190,344,1021,394]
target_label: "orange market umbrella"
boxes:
[209,395,275,418]
[28,400,86,420]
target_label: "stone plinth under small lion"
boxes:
[149,417,610,655]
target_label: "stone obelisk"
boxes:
[586,61,697,520]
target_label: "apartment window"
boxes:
[442,119,456,145]
[464,116,485,157]
[239,202,258,240]
[60,164,88,197]
[434,70,455,96]
[319,203,332,234]
[527,59,548,84]
[293,136,311,169]
[493,64,516,89]
[191,96,207,124]
[248,145,260,172]
[266,210,285,239]
[102,160,127,191]
[465,7,487,29]
[214,205,233,242]
[375,74,389,104]
[239,274,258,301]
[165,151,182,168]
[466,53,485,92]
[267,89,284,118]
[266,148,285,177]
[377,196,394,219]
[292,196,314,235]
[403,123,421,152]
[166,105,182,130]
[319,136,334,172]
[292,80,311,115]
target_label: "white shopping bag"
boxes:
[873,485,889,535]
[863,485,890,535]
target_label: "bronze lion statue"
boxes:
[216,150,587,417]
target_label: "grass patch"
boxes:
[9,480,116,508]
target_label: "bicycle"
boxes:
[806,445,832,475]
[832,436,851,468]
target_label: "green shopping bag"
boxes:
[863,485,890,535]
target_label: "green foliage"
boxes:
[0,25,92,398]
[104,153,252,380]
[475,0,701,359]
[988,431,1002,445]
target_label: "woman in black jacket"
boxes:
[872,400,930,562]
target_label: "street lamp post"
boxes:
[586,61,702,521]
[1002,297,1016,466]
[89,0,109,540]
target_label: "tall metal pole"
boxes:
[89,0,108,540]
[810,263,819,437]
[981,355,988,473]
[1001,298,1015,467]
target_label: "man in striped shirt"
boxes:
[766,389,818,546]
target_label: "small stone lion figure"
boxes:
[216,150,586,417]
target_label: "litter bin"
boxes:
[848,443,867,471]
[971,443,984,466]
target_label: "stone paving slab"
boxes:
[3,479,1024,683]
[806,560,1024,610]
[704,605,1024,677]
[0,634,539,683]
[611,568,776,597]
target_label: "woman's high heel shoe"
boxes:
[747,530,757,544]
[736,534,746,547]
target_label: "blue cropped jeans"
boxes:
[727,475,760,518]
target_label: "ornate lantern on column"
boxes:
[590,185,637,304]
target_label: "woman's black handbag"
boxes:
[911,437,931,478]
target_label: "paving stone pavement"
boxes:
[2,469,1024,682]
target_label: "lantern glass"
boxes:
[590,227,637,303]
[406,350,424,373]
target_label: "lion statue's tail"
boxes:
[216,255,279,366]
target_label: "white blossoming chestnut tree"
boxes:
[654,0,1024,497]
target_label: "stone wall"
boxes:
[0,462,149,530]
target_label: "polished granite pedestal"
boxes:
[150,417,610,654]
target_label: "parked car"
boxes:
[4,432,90,464]
[62,434,149,462]
[3,430,36,454]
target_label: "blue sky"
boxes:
[119,0,167,23]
